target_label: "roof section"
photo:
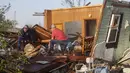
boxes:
[112,0,130,8]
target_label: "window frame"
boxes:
[106,14,121,43]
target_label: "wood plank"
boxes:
[41,39,50,43]
[90,0,107,57]
[36,29,50,39]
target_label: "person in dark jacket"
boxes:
[18,25,37,50]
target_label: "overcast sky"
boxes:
[1,0,103,28]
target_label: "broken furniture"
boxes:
[33,24,51,43]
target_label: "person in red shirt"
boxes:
[49,24,68,50]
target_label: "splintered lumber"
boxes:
[33,24,51,40]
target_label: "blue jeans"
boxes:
[49,39,69,50]
[18,36,29,50]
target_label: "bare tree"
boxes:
[61,0,90,7]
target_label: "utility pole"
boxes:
[14,11,16,21]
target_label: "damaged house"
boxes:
[34,0,130,62]
[12,0,130,72]
[39,0,130,63]
[94,0,130,62]
[42,4,103,56]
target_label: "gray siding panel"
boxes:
[95,0,130,60]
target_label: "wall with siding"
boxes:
[51,5,102,23]
[44,5,102,31]
[97,1,113,43]
[115,7,130,60]
[96,0,130,60]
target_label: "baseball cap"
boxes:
[51,24,56,29]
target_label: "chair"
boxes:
[86,57,94,70]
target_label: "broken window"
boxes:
[106,14,121,43]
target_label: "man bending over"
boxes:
[49,24,69,51]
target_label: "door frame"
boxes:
[82,19,97,55]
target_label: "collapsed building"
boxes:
[1,0,130,73]
[33,0,130,72]
[42,4,103,56]
[40,0,130,62]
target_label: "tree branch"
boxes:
[61,0,87,7]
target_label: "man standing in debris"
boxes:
[18,25,37,51]
[49,24,68,51]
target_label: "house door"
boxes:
[85,20,96,37]
[84,20,96,54]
